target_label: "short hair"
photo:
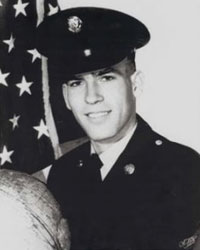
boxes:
[127,51,136,71]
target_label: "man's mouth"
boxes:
[86,111,111,118]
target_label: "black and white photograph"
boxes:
[0,0,200,249]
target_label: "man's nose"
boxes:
[85,80,104,104]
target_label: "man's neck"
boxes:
[91,119,137,155]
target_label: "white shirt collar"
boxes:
[91,122,137,180]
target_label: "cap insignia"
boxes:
[84,49,92,57]
[67,16,83,33]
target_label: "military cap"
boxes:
[36,7,150,79]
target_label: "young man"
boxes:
[37,7,200,250]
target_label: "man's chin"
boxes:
[86,131,117,144]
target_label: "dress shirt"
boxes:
[91,123,137,180]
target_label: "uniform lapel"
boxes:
[72,115,156,185]
[103,114,155,183]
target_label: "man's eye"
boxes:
[99,75,115,82]
[67,80,82,87]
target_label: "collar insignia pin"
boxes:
[155,139,163,146]
[67,16,83,33]
[124,164,135,175]
[77,159,84,168]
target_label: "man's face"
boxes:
[63,58,137,145]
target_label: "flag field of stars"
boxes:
[0,0,59,173]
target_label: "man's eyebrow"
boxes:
[95,67,118,76]
[66,75,82,81]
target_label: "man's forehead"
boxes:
[68,57,129,80]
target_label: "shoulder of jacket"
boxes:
[150,130,200,177]
[150,129,199,156]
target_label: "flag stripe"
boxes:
[41,56,62,159]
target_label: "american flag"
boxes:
[0,0,60,173]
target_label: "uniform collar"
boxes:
[90,122,137,180]
[69,114,155,180]
[77,114,154,161]
[99,114,156,182]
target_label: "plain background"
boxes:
[57,0,200,153]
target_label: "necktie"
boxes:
[87,154,103,183]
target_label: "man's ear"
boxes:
[62,84,71,110]
[130,70,144,98]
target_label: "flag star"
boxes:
[16,76,33,96]
[9,114,20,130]
[33,119,49,139]
[3,34,15,53]
[0,69,10,87]
[27,49,41,62]
[48,3,59,16]
[13,0,29,17]
[0,146,14,166]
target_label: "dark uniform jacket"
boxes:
[47,115,200,250]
